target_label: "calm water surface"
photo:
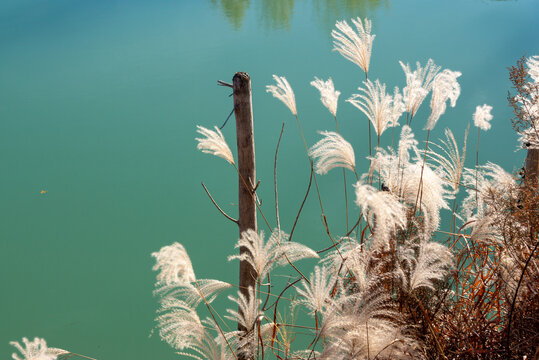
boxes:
[1,0,538,358]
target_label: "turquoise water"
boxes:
[1,0,538,358]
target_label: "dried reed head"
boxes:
[266,75,297,116]
[196,125,235,165]
[332,17,375,75]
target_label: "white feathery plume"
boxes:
[367,130,449,236]
[323,319,420,360]
[320,238,381,295]
[320,282,420,360]
[291,350,321,358]
[152,242,196,286]
[354,180,406,249]
[225,287,261,332]
[514,61,539,148]
[10,338,69,360]
[468,216,501,245]
[346,247,387,294]
[332,17,375,75]
[154,278,232,308]
[155,298,233,359]
[398,125,418,165]
[320,236,360,274]
[461,162,516,219]
[368,125,418,185]
[498,251,520,295]
[516,84,539,149]
[473,104,493,131]
[347,79,405,137]
[426,127,469,194]
[399,241,453,292]
[196,125,235,165]
[295,265,337,315]
[155,298,206,351]
[368,148,401,197]
[266,75,297,116]
[225,287,273,359]
[228,229,318,279]
[367,126,418,195]
[426,69,462,130]
[518,121,539,149]
[400,59,441,118]
[309,131,356,174]
[399,163,449,235]
[527,55,539,83]
[311,77,341,117]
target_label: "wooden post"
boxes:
[233,72,257,340]
[525,148,539,188]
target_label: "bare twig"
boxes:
[201,182,238,224]
[275,123,285,233]
[217,80,233,88]
[289,161,314,243]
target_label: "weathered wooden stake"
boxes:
[233,72,257,339]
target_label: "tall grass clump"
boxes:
[150,19,538,360]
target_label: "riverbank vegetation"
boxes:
[150,17,537,360]
[11,17,538,360]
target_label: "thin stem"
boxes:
[368,120,372,166]
[413,130,431,215]
[293,114,347,266]
[201,182,238,224]
[274,123,285,233]
[377,134,381,189]
[334,114,349,234]
[289,163,313,243]
[476,128,480,208]
[65,352,97,360]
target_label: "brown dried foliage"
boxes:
[508,55,539,134]
[428,56,539,360]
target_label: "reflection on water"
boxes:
[210,0,251,29]
[259,0,295,30]
[313,0,389,32]
[211,0,388,31]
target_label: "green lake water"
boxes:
[1,0,538,358]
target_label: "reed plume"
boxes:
[196,125,235,165]
[10,338,69,360]
[398,241,453,293]
[426,127,469,194]
[228,229,318,280]
[295,265,337,315]
[347,79,405,139]
[461,162,516,219]
[400,59,441,119]
[225,287,273,360]
[309,131,356,175]
[266,75,297,116]
[473,104,493,131]
[354,180,406,249]
[426,69,462,130]
[527,55,539,83]
[332,17,375,76]
[311,77,341,117]
[152,242,196,286]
